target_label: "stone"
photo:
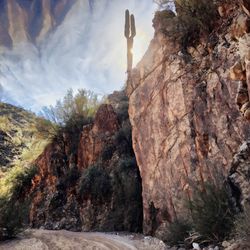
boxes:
[192,242,201,250]
[230,61,246,81]
[231,14,250,40]
[127,5,250,235]
[28,95,143,233]
[229,141,250,210]
[240,0,250,17]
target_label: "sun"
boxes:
[132,30,149,66]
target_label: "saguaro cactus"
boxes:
[124,9,136,73]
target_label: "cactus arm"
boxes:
[130,14,136,38]
[125,9,130,38]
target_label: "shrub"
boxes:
[0,198,23,240]
[163,218,192,247]
[153,0,218,50]
[40,88,100,126]
[114,121,133,156]
[101,145,115,161]
[11,165,38,198]
[234,205,250,243]
[78,165,111,202]
[188,182,234,243]
[61,167,80,188]
[0,165,37,241]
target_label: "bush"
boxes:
[234,205,250,243]
[0,165,38,240]
[61,167,80,188]
[0,197,29,241]
[153,0,218,50]
[188,182,234,243]
[40,88,100,126]
[101,145,115,161]
[114,121,133,156]
[78,165,111,202]
[163,219,192,247]
[11,165,38,198]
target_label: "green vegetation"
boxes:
[163,218,191,247]
[153,0,218,50]
[40,88,100,127]
[188,182,234,243]
[78,164,112,203]
[0,103,49,240]
[163,181,235,247]
[0,166,37,240]
[0,198,24,240]
[234,205,250,243]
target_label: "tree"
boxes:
[40,88,101,126]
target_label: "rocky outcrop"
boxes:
[229,141,250,210]
[29,100,143,232]
[127,2,250,235]
[77,105,120,170]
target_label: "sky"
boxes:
[0,0,157,112]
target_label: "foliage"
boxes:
[153,0,218,50]
[188,182,234,243]
[109,156,143,232]
[0,198,26,241]
[163,219,192,247]
[0,165,37,199]
[101,145,115,161]
[35,117,59,139]
[78,165,111,202]
[114,120,133,155]
[59,167,80,189]
[0,166,37,241]
[40,88,100,126]
[233,205,250,243]
[11,165,38,198]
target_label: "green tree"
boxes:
[40,88,100,126]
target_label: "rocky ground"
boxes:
[0,230,167,250]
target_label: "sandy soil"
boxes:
[0,230,167,250]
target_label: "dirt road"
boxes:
[0,230,167,250]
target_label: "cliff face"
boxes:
[127,2,250,235]
[29,96,143,232]
[0,0,76,48]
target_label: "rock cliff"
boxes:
[28,93,143,232]
[127,1,250,235]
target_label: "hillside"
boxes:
[0,102,48,174]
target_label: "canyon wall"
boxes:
[28,94,143,232]
[127,2,250,236]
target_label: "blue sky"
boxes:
[0,0,157,112]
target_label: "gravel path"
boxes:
[0,230,167,250]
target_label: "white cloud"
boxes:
[0,0,157,112]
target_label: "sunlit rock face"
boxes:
[127,2,250,236]
[0,0,76,49]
